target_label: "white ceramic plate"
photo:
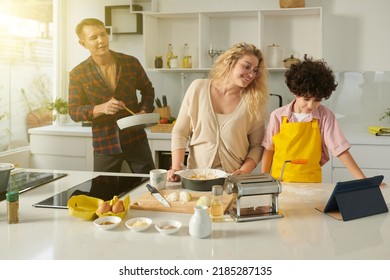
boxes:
[117,113,159,130]
[125,217,152,232]
[155,220,182,235]
[94,216,121,230]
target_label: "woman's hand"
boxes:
[232,169,250,176]
[167,169,181,182]
[233,158,256,175]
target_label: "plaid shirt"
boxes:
[69,51,155,154]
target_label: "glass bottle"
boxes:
[170,55,179,69]
[210,185,224,221]
[6,180,19,224]
[166,43,173,68]
[182,43,192,68]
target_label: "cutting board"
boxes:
[130,189,233,214]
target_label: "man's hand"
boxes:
[93,98,125,118]
[103,98,125,115]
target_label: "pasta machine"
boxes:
[225,173,283,222]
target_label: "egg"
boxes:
[97,202,111,214]
[196,195,211,207]
[112,200,125,213]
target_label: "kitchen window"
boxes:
[0,0,54,154]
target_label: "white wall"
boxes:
[63,0,390,125]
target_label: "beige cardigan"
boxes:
[171,79,265,173]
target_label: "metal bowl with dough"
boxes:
[117,113,159,130]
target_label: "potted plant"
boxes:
[47,98,69,125]
[380,107,390,122]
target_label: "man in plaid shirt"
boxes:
[69,18,155,173]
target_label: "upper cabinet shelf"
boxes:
[259,8,322,64]
[142,7,322,71]
[105,5,143,35]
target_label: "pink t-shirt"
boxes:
[261,100,351,166]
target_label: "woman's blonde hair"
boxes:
[209,42,269,121]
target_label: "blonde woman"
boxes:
[168,42,269,181]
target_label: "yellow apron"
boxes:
[272,117,322,182]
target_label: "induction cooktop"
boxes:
[0,171,68,201]
[33,175,148,209]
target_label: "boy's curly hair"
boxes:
[285,57,337,100]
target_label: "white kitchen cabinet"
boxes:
[28,125,171,171]
[29,125,94,171]
[142,7,322,71]
[331,144,390,183]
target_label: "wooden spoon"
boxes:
[123,106,136,115]
[180,162,199,177]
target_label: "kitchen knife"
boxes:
[146,184,171,208]
[155,98,162,108]
[162,95,168,107]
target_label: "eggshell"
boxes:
[112,201,125,213]
[97,202,111,214]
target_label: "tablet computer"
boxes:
[323,175,384,213]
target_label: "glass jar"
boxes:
[154,56,163,68]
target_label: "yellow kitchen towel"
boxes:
[368,126,390,135]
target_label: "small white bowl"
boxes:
[94,216,121,230]
[125,217,152,232]
[155,220,182,235]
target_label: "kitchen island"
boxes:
[0,169,389,260]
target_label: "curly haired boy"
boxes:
[261,58,365,182]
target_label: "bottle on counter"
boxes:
[182,43,192,68]
[210,185,224,221]
[166,43,173,68]
[6,180,19,224]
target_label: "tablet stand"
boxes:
[335,184,388,221]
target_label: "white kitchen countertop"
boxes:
[28,125,171,140]
[342,127,390,145]
[28,124,390,144]
[28,123,92,137]
[1,169,389,260]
